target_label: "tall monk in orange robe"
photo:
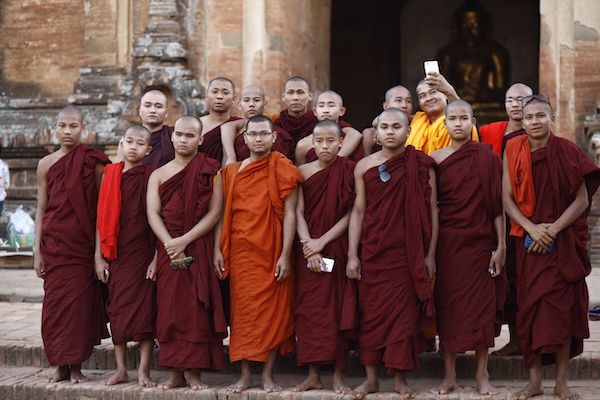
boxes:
[147,115,226,390]
[34,106,110,384]
[215,115,302,393]
[503,98,600,400]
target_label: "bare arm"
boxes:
[425,72,459,102]
[294,136,312,166]
[212,173,226,279]
[34,159,49,279]
[547,182,589,236]
[489,212,506,277]
[425,167,438,279]
[147,170,174,246]
[222,119,244,167]
[347,163,366,280]
[275,187,298,282]
[339,127,363,157]
[362,127,376,156]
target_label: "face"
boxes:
[207,80,235,113]
[139,92,169,127]
[239,88,265,119]
[244,121,277,155]
[172,120,202,156]
[282,81,312,113]
[504,85,532,121]
[444,104,475,141]
[55,112,85,148]
[417,83,447,117]
[314,93,346,122]
[522,102,554,140]
[312,126,342,163]
[455,11,486,47]
[120,130,152,163]
[376,111,411,149]
[384,87,413,116]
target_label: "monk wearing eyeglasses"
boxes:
[146,114,227,390]
[347,107,438,399]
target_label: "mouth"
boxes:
[214,102,224,107]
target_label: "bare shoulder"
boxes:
[430,146,452,164]
[355,153,381,177]
[298,161,318,181]
[37,150,64,175]
[149,160,180,186]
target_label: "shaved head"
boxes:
[241,85,265,99]
[316,90,343,107]
[142,89,168,105]
[284,76,311,92]
[522,98,553,116]
[446,99,473,118]
[208,77,235,93]
[57,105,84,124]
[506,83,533,96]
[313,119,342,137]
[175,114,203,133]
[385,85,410,103]
[379,107,409,125]
[124,125,152,143]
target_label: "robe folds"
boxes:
[156,152,227,370]
[435,141,505,352]
[99,164,158,344]
[358,146,435,372]
[506,134,600,367]
[305,120,364,163]
[41,144,110,366]
[294,157,357,369]
[275,109,319,144]
[221,151,302,362]
[480,120,508,157]
[198,116,242,163]
[234,124,294,161]
[407,111,479,155]
[143,125,175,167]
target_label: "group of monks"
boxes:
[32,73,599,400]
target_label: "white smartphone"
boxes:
[306,257,335,273]
[424,60,440,75]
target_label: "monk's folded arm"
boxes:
[338,127,362,157]
[179,172,224,245]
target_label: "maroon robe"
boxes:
[41,144,110,366]
[358,146,435,372]
[156,152,227,370]
[294,157,357,369]
[275,109,318,144]
[199,116,242,163]
[234,123,294,160]
[105,165,157,343]
[142,125,174,167]
[306,120,364,163]
[511,134,600,367]
[435,141,505,352]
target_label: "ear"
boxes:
[164,108,169,119]
[382,101,389,110]
[339,107,347,117]
[81,123,87,131]
[272,131,278,143]
[471,117,477,126]
[243,132,248,145]
[146,145,153,156]
[307,91,313,102]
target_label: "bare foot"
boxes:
[394,377,417,399]
[429,378,457,394]
[137,371,157,387]
[333,377,352,394]
[511,382,544,399]
[478,379,499,395]
[69,368,89,384]
[555,383,580,400]
[189,377,209,390]
[291,375,323,392]
[227,376,252,393]
[158,373,187,389]
[46,366,69,383]
[492,342,522,356]
[262,376,283,392]
[353,379,379,399]
[100,370,129,385]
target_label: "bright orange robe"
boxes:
[221,151,302,362]
[407,111,479,155]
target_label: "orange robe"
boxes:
[221,151,302,362]
[407,111,478,155]
[480,121,508,157]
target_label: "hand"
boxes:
[425,254,436,280]
[306,253,325,273]
[489,247,506,277]
[94,256,109,283]
[213,249,226,280]
[164,236,188,260]
[424,72,454,96]
[34,253,45,279]
[146,258,157,281]
[172,252,189,270]
[275,256,291,282]
[346,256,361,280]
[525,223,556,254]
[301,238,326,258]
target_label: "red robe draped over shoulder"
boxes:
[508,134,600,367]
[480,121,508,157]
[358,146,435,372]
[234,124,294,161]
[435,141,505,352]
[143,125,175,167]
[199,116,242,163]
[41,144,110,366]
[156,153,227,370]
[294,157,357,369]
[221,151,302,362]
[275,109,318,144]
[101,164,158,343]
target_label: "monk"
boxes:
[294,90,363,165]
[140,89,175,167]
[221,85,294,165]
[199,77,242,164]
[347,108,437,399]
[214,115,302,392]
[292,120,356,394]
[503,96,600,400]
[362,85,414,156]
[407,72,478,155]
[147,115,227,390]
[429,100,504,396]
[95,125,158,386]
[34,105,110,383]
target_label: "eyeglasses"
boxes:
[522,94,550,105]
[504,97,524,104]
[378,164,391,182]
[245,132,273,139]
[170,256,194,270]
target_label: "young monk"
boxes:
[95,125,158,387]
[429,100,504,396]
[292,120,356,394]
[347,108,437,399]
[199,77,242,164]
[147,115,227,390]
[407,72,478,155]
[221,85,294,165]
[34,105,110,383]
[294,90,363,165]
[503,97,600,400]
[214,115,302,392]
[140,89,174,167]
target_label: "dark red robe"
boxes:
[275,109,318,144]
[510,134,600,367]
[41,144,110,366]
[294,157,357,369]
[198,116,242,163]
[234,123,294,160]
[435,141,505,352]
[156,152,227,370]
[104,165,157,343]
[358,146,435,372]
[142,125,174,167]
[305,120,364,163]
